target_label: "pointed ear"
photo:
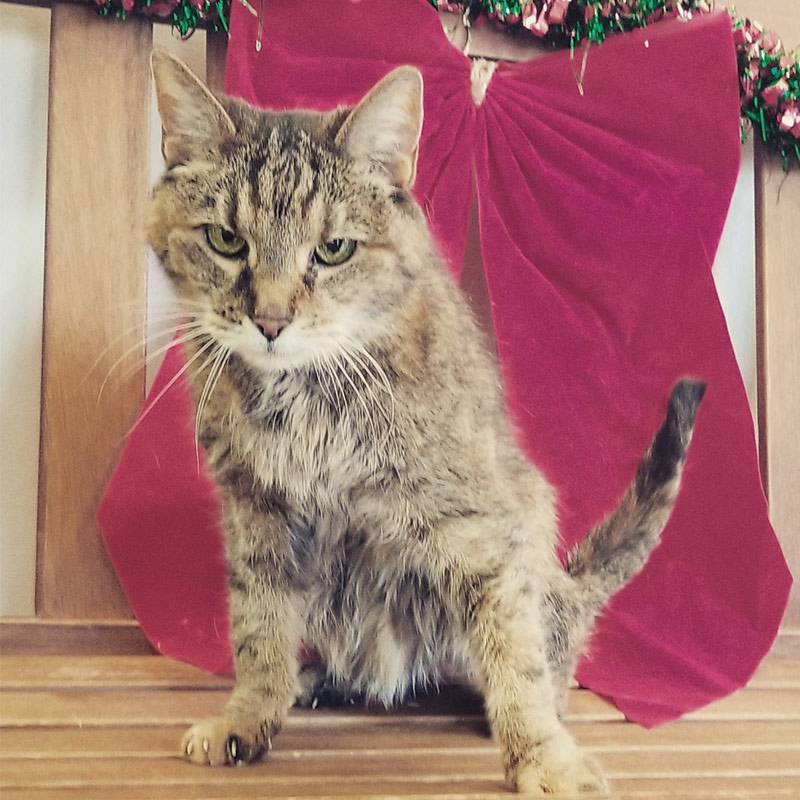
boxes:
[150,48,236,168]
[335,66,424,189]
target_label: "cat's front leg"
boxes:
[461,567,608,795]
[182,508,303,767]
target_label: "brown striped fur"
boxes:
[148,49,704,794]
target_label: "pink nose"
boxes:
[254,315,291,341]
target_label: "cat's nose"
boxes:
[254,315,291,341]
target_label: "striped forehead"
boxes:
[240,125,328,226]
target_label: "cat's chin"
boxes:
[237,336,341,375]
[239,346,311,374]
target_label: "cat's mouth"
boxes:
[234,320,317,372]
[214,309,382,376]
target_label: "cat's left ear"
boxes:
[151,48,236,168]
[335,66,424,189]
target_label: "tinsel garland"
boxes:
[93,0,228,35]
[732,12,800,168]
[438,0,711,44]
[92,0,798,167]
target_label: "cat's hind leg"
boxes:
[464,569,607,794]
[428,515,608,795]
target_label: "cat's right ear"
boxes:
[335,66,424,189]
[150,49,236,168]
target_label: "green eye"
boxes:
[313,238,356,266]
[205,224,247,257]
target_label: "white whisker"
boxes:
[336,339,396,449]
[194,344,230,458]
[86,313,203,382]
[321,351,348,413]
[333,344,385,450]
[345,343,395,430]
[311,356,336,408]
[125,337,215,439]
[118,324,207,381]
[88,302,205,364]
[107,295,206,308]
[93,320,206,402]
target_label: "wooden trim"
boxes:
[36,4,152,618]
[0,654,230,689]
[754,160,769,489]
[754,141,800,629]
[770,630,800,661]
[0,619,156,655]
[2,618,795,664]
[206,27,228,93]
[1,0,88,8]
[733,0,800,641]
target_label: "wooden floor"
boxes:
[1,642,799,799]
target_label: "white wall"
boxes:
[0,4,51,616]
[713,139,758,415]
[0,12,758,615]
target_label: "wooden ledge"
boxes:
[0,619,156,656]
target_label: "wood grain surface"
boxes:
[1,652,798,799]
[36,4,152,617]
[755,146,800,629]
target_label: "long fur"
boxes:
[148,49,704,795]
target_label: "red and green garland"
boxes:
[95,0,229,34]
[733,13,800,167]
[93,0,799,167]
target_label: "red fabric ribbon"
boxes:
[99,0,791,725]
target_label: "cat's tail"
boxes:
[565,378,706,612]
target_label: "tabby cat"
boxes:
[148,49,705,794]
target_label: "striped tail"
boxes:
[566,378,706,611]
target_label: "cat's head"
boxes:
[148,49,428,373]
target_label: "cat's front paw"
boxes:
[181,717,267,766]
[512,749,609,795]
